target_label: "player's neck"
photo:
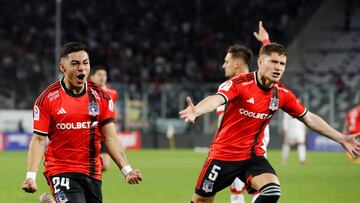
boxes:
[62,78,86,95]
[256,71,274,89]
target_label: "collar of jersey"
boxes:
[60,78,87,97]
[255,71,272,92]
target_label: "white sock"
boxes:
[298,144,306,162]
[231,193,245,203]
[282,144,290,163]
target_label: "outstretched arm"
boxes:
[179,95,225,124]
[298,111,360,158]
[253,21,270,44]
[101,123,142,184]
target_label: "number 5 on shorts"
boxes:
[52,177,70,194]
[208,165,221,181]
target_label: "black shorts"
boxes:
[47,173,102,203]
[100,141,107,154]
[195,156,277,197]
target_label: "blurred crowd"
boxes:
[1,0,317,108]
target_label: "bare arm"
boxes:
[22,134,46,193]
[179,95,226,124]
[101,122,142,184]
[298,111,360,157]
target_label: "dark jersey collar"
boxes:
[255,71,272,92]
[60,78,87,97]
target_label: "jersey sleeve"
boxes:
[33,97,51,136]
[281,90,307,118]
[99,97,116,127]
[216,79,241,103]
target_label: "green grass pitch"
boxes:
[1,150,359,203]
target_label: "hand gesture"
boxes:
[125,169,143,184]
[22,178,37,193]
[341,133,360,158]
[253,21,270,42]
[179,97,196,124]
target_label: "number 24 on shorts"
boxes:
[52,177,70,193]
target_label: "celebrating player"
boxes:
[22,42,142,203]
[220,21,271,203]
[90,65,119,171]
[180,43,360,203]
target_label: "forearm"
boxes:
[300,112,345,143]
[27,135,46,172]
[104,134,129,170]
[195,95,225,117]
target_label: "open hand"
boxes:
[179,97,197,124]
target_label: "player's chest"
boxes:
[51,96,100,122]
[236,88,280,113]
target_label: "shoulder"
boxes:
[275,83,292,94]
[231,72,254,85]
[35,80,61,107]
[87,81,112,101]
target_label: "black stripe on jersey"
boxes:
[216,93,228,103]
[36,81,61,107]
[250,87,278,157]
[88,91,98,177]
[88,82,112,101]
[255,71,271,91]
[33,130,48,136]
[232,73,253,85]
[99,118,115,128]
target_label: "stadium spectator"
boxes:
[90,65,119,172]
[179,43,360,203]
[281,111,307,165]
[22,42,142,202]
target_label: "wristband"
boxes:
[121,165,133,176]
[26,172,37,181]
[262,39,270,45]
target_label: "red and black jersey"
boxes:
[33,79,115,180]
[103,86,118,104]
[345,106,360,134]
[210,72,307,161]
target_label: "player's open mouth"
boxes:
[273,72,280,78]
[77,74,85,82]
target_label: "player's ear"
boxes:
[59,63,65,73]
[257,56,262,68]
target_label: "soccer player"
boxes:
[179,43,360,203]
[90,66,119,171]
[281,111,307,165]
[343,104,360,163]
[22,42,142,203]
[222,21,271,203]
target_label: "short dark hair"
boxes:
[60,42,88,58]
[227,44,253,66]
[90,65,108,76]
[259,43,287,57]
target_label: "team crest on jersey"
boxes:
[269,97,279,111]
[202,180,214,193]
[89,102,99,116]
[33,106,40,121]
[55,191,68,203]
[219,80,233,92]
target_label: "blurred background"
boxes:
[0,0,359,150]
